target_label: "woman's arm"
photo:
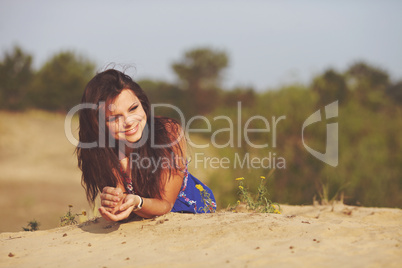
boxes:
[135,170,183,218]
[98,170,183,220]
[134,121,187,218]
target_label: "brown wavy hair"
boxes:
[76,69,185,205]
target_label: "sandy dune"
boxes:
[1,204,401,268]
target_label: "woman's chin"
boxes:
[126,136,141,143]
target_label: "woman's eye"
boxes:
[130,105,139,112]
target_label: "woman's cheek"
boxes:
[107,124,118,137]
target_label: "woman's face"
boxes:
[105,89,147,143]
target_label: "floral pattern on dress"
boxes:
[173,163,216,213]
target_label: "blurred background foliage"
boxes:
[1,45,401,209]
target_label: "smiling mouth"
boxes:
[123,124,139,136]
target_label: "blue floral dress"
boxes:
[121,167,216,214]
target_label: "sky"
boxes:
[1,0,402,91]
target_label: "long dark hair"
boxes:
[76,69,185,204]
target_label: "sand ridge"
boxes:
[1,204,401,267]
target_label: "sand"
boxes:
[1,203,401,268]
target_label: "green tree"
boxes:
[30,51,95,111]
[312,69,348,106]
[386,81,402,104]
[346,62,390,109]
[172,47,228,115]
[138,79,192,120]
[347,61,389,90]
[0,46,33,110]
[223,86,256,108]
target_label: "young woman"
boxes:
[77,69,216,221]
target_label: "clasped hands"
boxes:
[98,186,141,221]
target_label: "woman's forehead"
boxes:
[105,89,140,114]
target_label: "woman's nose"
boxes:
[123,114,141,127]
[124,116,135,127]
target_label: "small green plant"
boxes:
[232,169,281,214]
[195,184,216,213]
[22,219,40,231]
[60,205,86,226]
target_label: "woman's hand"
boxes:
[99,194,140,222]
[100,186,124,214]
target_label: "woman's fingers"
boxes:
[98,207,113,221]
[98,195,137,221]
[98,206,132,222]
[101,199,118,207]
[99,207,123,221]
[119,195,136,211]
[101,187,124,206]
[104,207,114,213]
[102,187,124,198]
[101,193,121,202]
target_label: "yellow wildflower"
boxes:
[238,185,244,190]
[274,209,281,214]
[195,184,205,192]
[260,176,266,179]
[235,177,245,181]
[237,200,241,205]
